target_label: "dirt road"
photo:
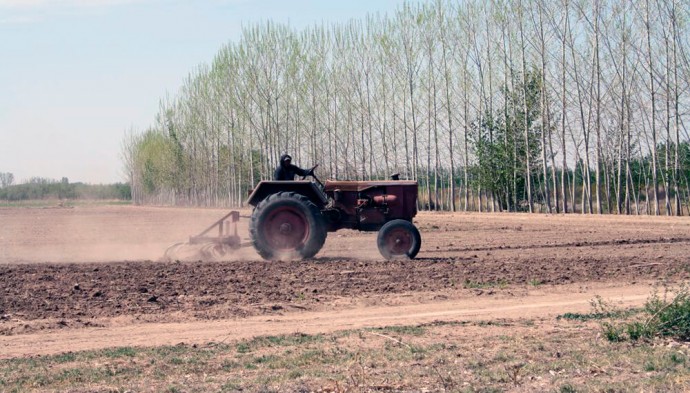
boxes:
[1,205,689,358]
[0,283,653,358]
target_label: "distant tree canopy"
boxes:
[0,172,14,188]
[0,176,131,201]
[123,0,690,215]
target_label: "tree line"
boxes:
[123,0,690,215]
[0,175,131,201]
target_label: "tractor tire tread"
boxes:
[250,191,327,260]
[376,219,421,260]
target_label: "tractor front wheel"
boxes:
[376,219,421,260]
[250,192,327,260]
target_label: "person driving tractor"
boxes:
[274,154,309,181]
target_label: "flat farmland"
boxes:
[1,205,689,391]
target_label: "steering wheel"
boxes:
[301,164,323,187]
[300,164,318,180]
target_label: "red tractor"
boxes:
[246,166,421,260]
[165,166,421,261]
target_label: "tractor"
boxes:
[165,166,421,261]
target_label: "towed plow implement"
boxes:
[164,211,252,261]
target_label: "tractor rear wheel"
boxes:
[376,219,421,260]
[250,192,327,260]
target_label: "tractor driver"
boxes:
[274,154,309,181]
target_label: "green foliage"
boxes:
[0,178,130,201]
[559,384,578,393]
[469,68,545,211]
[557,309,639,322]
[626,321,651,341]
[642,286,690,341]
[372,325,426,336]
[596,285,690,342]
[463,279,508,289]
[133,129,181,194]
[611,141,690,210]
[0,172,14,188]
[602,322,625,342]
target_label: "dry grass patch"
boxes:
[1,316,689,392]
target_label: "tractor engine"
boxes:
[322,180,418,232]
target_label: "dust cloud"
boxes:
[0,205,256,264]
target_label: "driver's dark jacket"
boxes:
[274,163,308,181]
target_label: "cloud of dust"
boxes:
[0,206,259,264]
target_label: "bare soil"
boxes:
[1,205,689,360]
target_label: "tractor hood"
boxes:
[323,180,418,193]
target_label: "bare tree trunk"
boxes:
[664,28,672,215]
[617,4,629,215]
[485,5,496,213]
[684,175,690,216]
[501,13,512,212]
[409,78,419,183]
[518,0,533,213]
[440,13,456,212]
[671,0,681,215]
[538,3,552,213]
[426,54,433,209]
[434,78,441,211]
[507,23,519,211]
[625,101,632,215]
[594,0,603,214]
[571,40,593,214]
[463,64,470,212]
[645,0,661,216]
[561,0,570,213]
[380,65,391,178]
[616,114,624,214]
[365,71,375,180]
[403,83,411,180]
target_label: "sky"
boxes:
[0,0,406,184]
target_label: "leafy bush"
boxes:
[602,322,625,342]
[625,321,651,341]
[599,285,690,342]
[642,285,690,341]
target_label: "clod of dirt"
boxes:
[148,295,158,303]
[73,284,81,291]
[92,291,103,298]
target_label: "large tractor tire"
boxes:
[250,192,327,260]
[376,219,421,260]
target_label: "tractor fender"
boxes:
[246,181,328,208]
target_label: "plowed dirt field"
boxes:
[1,205,689,359]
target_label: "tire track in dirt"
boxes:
[1,255,687,330]
[434,236,690,253]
